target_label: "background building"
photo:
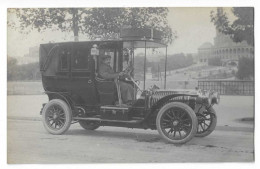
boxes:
[198,30,254,65]
[16,46,39,65]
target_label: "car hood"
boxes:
[148,89,199,107]
[148,88,220,106]
[151,89,199,96]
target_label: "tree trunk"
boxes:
[72,8,79,41]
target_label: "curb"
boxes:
[7,116,254,132]
[215,126,253,132]
[8,116,41,121]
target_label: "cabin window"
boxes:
[72,48,89,70]
[60,49,70,71]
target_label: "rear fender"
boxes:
[44,91,74,112]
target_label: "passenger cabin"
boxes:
[40,41,125,106]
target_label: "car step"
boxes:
[73,117,143,123]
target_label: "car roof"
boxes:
[40,39,167,48]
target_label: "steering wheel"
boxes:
[119,66,141,91]
[123,65,133,75]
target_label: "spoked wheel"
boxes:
[196,107,217,137]
[156,102,198,144]
[42,99,72,135]
[79,120,100,130]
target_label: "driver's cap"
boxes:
[101,54,111,60]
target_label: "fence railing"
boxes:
[198,80,254,95]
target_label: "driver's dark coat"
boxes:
[99,62,134,102]
[99,63,119,80]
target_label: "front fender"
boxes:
[142,94,197,129]
[150,94,197,111]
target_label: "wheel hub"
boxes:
[172,120,179,126]
[53,113,58,120]
[197,115,205,123]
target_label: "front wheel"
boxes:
[156,102,198,144]
[42,99,72,135]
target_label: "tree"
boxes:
[134,55,146,74]
[210,7,254,46]
[7,56,17,81]
[186,54,194,65]
[83,8,175,44]
[149,53,194,75]
[236,57,254,80]
[208,57,222,66]
[8,8,175,44]
[7,56,42,81]
[8,8,86,41]
[166,53,193,70]
[16,62,41,80]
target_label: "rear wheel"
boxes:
[42,99,72,135]
[196,107,217,137]
[156,102,198,144]
[79,121,100,130]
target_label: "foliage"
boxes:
[149,53,193,74]
[186,54,194,65]
[236,57,254,80]
[166,53,193,71]
[7,56,41,81]
[208,57,222,66]
[134,55,146,75]
[8,8,84,38]
[210,7,254,46]
[8,8,175,44]
[231,69,236,75]
[7,56,18,80]
[83,8,176,44]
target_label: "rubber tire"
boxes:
[79,121,100,130]
[156,102,198,144]
[195,107,217,137]
[42,99,72,135]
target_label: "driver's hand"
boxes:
[124,73,131,79]
[119,72,125,76]
[126,65,133,72]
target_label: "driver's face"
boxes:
[104,58,111,65]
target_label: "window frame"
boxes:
[71,45,91,72]
[59,46,71,72]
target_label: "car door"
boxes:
[70,42,98,105]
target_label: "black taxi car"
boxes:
[40,28,219,144]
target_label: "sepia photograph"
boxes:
[6,5,255,164]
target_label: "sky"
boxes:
[168,7,216,54]
[7,7,233,57]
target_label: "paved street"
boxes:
[7,119,253,163]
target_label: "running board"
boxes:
[73,117,143,124]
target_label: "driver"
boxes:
[99,54,135,104]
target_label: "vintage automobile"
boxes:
[40,28,219,144]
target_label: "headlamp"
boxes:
[210,92,220,104]
[196,90,220,105]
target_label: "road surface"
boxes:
[7,119,254,163]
